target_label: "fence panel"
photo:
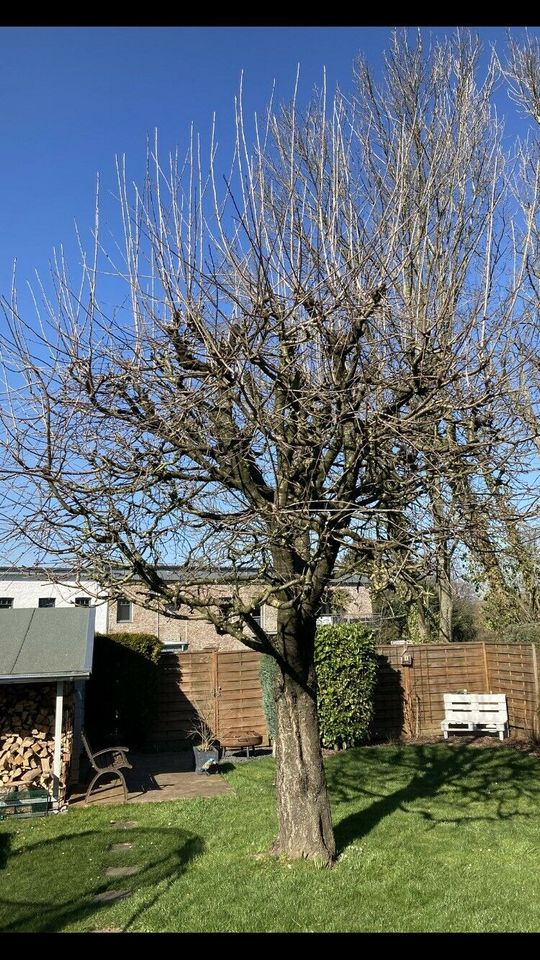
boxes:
[155,649,267,748]
[485,643,538,735]
[216,650,267,739]
[154,643,539,749]
[374,642,538,740]
[155,652,214,748]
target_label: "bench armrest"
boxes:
[91,746,130,758]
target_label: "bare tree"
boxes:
[490,34,540,616]
[0,31,524,863]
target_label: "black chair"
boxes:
[81,732,132,804]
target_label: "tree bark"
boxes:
[272,609,336,866]
[416,598,431,642]
[437,541,453,643]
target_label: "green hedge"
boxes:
[314,623,378,749]
[259,654,279,740]
[259,623,378,749]
[85,632,161,748]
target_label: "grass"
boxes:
[1,742,540,932]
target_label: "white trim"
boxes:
[53,680,64,806]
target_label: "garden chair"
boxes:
[81,732,132,804]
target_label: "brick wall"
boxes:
[107,583,372,652]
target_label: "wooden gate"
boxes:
[154,649,267,749]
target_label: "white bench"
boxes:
[441,693,509,741]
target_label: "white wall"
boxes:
[0,578,108,633]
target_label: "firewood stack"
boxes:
[0,684,73,801]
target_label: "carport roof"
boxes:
[0,608,95,683]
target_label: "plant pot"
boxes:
[192,746,220,774]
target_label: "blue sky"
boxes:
[0,25,537,312]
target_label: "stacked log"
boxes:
[0,684,73,801]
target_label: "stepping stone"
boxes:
[93,890,131,904]
[109,820,138,829]
[110,842,134,852]
[105,866,141,878]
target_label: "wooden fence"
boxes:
[153,642,540,749]
[154,649,267,749]
[373,642,540,740]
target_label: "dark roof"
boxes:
[0,567,99,582]
[0,608,95,683]
[0,566,369,587]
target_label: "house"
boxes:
[0,566,373,653]
[0,568,108,634]
[106,568,373,653]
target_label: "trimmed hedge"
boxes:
[259,654,279,741]
[259,624,378,750]
[85,632,161,748]
[314,623,377,749]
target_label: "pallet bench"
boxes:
[441,693,509,741]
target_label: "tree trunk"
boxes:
[272,609,336,866]
[437,541,453,643]
[416,598,431,642]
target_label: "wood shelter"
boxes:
[0,608,95,807]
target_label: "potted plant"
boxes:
[189,709,220,774]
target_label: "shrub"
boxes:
[500,622,540,645]
[314,623,377,749]
[451,597,480,643]
[259,654,279,741]
[85,632,161,748]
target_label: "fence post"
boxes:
[402,657,413,739]
[482,642,490,692]
[531,644,539,739]
[211,652,219,735]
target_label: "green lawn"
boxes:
[1,743,540,932]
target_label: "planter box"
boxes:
[0,786,50,819]
[192,746,220,774]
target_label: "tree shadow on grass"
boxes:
[0,824,204,932]
[0,832,10,869]
[329,743,540,855]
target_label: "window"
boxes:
[251,604,262,627]
[160,642,189,654]
[74,596,91,607]
[38,598,55,608]
[116,598,132,622]
[0,598,13,609]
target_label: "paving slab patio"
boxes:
[105,865,141,878]
[93,890,131,904]
[69,751,231,806]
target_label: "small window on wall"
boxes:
[38,598,55,608]
[0,598,13,609]
[252,605,262,627]
[74,596,91,607]
[116,598,132,622]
